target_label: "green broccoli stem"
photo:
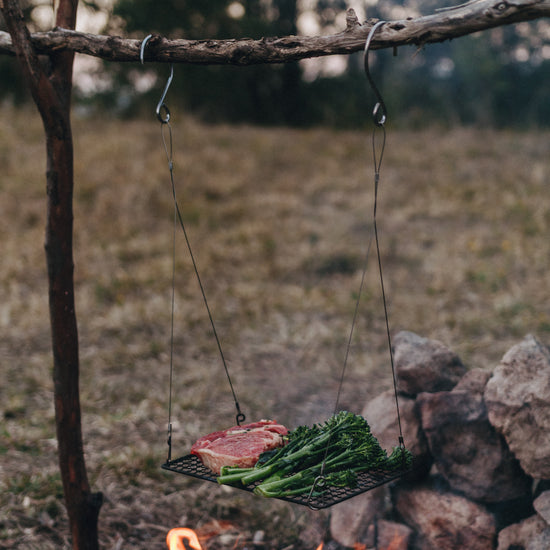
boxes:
[259,462,296,485]
[217,468,255,486]
[218,428,322,486]
[219,466,254,476]
[253,446,363,497]
[256,435,301,467]
[256,483,318,498]
[238,429,338,486]
[253,468,318,497]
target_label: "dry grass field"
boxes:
[1,104,549,549]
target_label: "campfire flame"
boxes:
[167,528,203,550]
[167,527,327,550]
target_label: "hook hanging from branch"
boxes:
[155,64,174,124]
[364,21,387,127]
[155,63,174,124]
[140,33,174,124]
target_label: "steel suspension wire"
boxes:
[371,124,405,449]
[140,57,247,460]
[308,21,405,509]
[327,21,405,446]
[160,120,246,431]
[365,22,405,449]
[326,21,388,423]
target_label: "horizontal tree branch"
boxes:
[0,0,549,65]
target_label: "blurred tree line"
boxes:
[1,0,549,127]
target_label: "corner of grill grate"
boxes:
[161,454,413,509]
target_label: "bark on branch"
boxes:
[1,1,549,65]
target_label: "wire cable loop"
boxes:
[145,56,246,447]
[314,22,393,478]
[364,22,406,449]
[321,21,404,468]
[154,66,246,432]
[161,120,245,427]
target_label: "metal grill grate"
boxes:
[162,454,412,509]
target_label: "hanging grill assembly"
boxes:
[142,21,414,509]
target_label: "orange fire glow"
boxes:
[167,528,203,550]
[167,526,328,550]
[385,530,407,550]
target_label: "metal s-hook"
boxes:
[364,21,387,127]
[156,64,174,124]
[140,33,174,124]
[306,475,327,511]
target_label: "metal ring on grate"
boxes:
[161,455,413,509]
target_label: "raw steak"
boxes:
[191,420,288,475]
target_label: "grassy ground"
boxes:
[1,104,549,549]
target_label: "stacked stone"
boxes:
[330,332,550,550]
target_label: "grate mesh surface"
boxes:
[162,454,412,509]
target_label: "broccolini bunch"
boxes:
[217,410,412,498]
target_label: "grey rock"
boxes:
[329,485,389,548]
[527,528,550,550]
[485,335,550,479]
[497,514,548,550]
[362,389,432,479]
[394,331,466,396]
[417,389,531,502]
[533,490,550,526]
[375,519,413,550]
[453,367,492,394]
[394,483,496,550]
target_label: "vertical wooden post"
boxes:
[0,1,102,549]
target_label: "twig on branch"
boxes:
[1,1,549,65]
